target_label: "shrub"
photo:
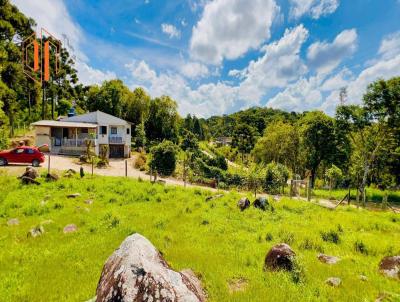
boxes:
[320,230,340,244]
[264,162,290,194]
[354,240,368,255]
[149,140,178,176]
[134,153,147,171]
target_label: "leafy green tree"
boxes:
[264,162,290,194]
[0,98,9,149]
[134,121,146,150]
[232,123,257,162]
[325,164,343,191]
[298,111,336,186]
[145,96,179,143]
[149,140,178,176]
[253,121,299,173]
[180,130,199,152]
[246,163,265,197]
[123,87,151,133]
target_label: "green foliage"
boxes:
[264,162,290,194]
[149,140,178,176]
[232,123,257,156]
[134,121,146,149]
[180,130,199,152]
[325,164,343,189]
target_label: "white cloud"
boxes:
[238,25,309,103]
[307,29,357,74]
[180,62,209,79]
[290,0,339,19]
[190,0,279,64]
[161,23,181,39]
[11,0,116,86]
[320,68,353,91]
[379,31,400,59]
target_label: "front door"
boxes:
[109,145,124,158]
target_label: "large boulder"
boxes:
[379,256,400,279]
[19,167,40,184]
[318,254,340,265]
[253,197,269,211]
[96,233,206,302]
[264,243,296,271]
[237,197,250,211]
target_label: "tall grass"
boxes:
[0,172,399,301]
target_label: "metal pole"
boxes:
[91,156,94,176]
[125,159,127,177]
[48,154,50,174]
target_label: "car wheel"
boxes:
[32,159,40,167]
[0,158,7,166]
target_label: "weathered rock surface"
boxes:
[253,197,269,211]
[63,224,78,234]
[379,256,400,279]
[237,197,250,211]
[325,277,341,287]
[67,193,81,198]
[96,233,206,302]
[318,254,340,264]
[20,167,39,179]
[7,218,19,226]
[228,278,248,294]
[28,225,44,238]
[46,173,59,182]
[264,243,296,271]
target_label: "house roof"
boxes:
[61,110,130,126]
[31,120,98,128]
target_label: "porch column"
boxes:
[75,128,78,147]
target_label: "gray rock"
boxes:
[237,197,250,211]
[318,254,341,264]
[379,256,400,279]
[7,218,19,226]
[85,199,94,205]
[325,277,341,287]
[67,193,81,198]
[253,197,269,211]
[264,243,296,271]
[96,233,206,302]
[28,225,44,238]
[63,224,78,234]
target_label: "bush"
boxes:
[134,153,147,171]
[320,230,340,244]
[264,162,290,194]
[149,140,178,176]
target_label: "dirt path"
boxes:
[0,154,218,192]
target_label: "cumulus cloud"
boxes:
[290,0,339,19]
[190,0,279,64]
[180,62,209,79]
[161,23,181,39]
[307,29,357,74]
[11,0,116,85]
[238,25,309,103]
[379,31,400,59]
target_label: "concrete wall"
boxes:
[34,126,51,150]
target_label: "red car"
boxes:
[0,146,45,167]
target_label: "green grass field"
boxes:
[0,171,399,302]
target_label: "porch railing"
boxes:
[52,138,96,147]
[109,136,124,144]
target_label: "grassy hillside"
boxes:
[0,171,399,302]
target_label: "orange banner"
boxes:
[33,40,39,71]
[44,41,50,81]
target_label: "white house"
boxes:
[31,111,131,158]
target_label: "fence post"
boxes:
[307,177,311,201]
[48,154,51,174]
[91,156,94,176]
[125,159,127,177]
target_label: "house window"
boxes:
[111,127,117,135]
[81,128,88,134]
[126,128,130,135]
[100,126,107,135]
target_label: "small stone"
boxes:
[67,193,81,198]
[359,275,368,281]
[85,199,94,205]
[28,225,44,238]
[379,256,400,279]
[325,277,341,287]
[7,218,19,226]
[63,224,78,233]
[318,254,341,264]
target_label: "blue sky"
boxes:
[12,0,400,117]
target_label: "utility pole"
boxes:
[339,87,347,106]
